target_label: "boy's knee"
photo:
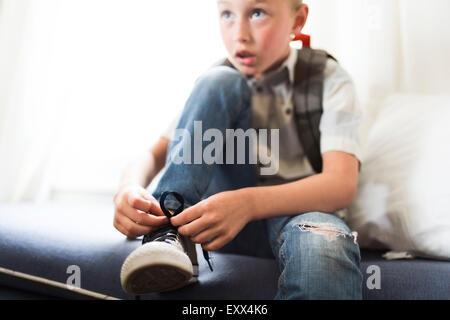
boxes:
[281,212,360,257]
[195,66,250,97]
[288,211,354,235]
[297,223,357,254]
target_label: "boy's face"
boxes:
[217,0,307,79]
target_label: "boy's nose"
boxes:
[233,19,251,43]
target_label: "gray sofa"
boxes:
[0,201,449,300]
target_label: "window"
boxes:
[45,0,226,202]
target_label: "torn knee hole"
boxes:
[298,223,358,244]
[298,223,342,234]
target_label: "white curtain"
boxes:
[0,0,224,202]
[1,0,449,203]
[0,0,64,202]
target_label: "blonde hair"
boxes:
[290,0,303,11]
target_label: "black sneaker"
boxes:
[120,191,211,294]
[120,224,198,294]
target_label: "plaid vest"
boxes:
[220,48,336,173]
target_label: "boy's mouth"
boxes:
[235,50,256,66]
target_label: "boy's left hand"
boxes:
[170,189,254,251]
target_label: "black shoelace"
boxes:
[142,224,178,244]
[143,191,213,272]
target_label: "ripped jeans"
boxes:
[151,66,363,300]
[265,212,362,299]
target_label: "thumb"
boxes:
[140,189,164,216]
[146,199,165,217]
[133,189,165,217]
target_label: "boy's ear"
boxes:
[292,4,309,34]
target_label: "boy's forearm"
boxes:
[244,173,357,221]
[119,150,158,189]
[119,137,169,189]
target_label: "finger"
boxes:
[121,205,168,228]
[170,204,203,227]
[139,189,154,201]
[128,193,165,217]
[114,215,152,238]
[116,214,154,237]
[115,220,141,239]
[145,200,166,217]
[190,227,223,244]
[114,219,134,238]
[201,234,231,251]
[141,191,166,217]
[178,215,214,238]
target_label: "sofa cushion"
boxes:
[0,201,449,299]
[349,94,450,260]
[359,250,450,300]
[0,201,278,300]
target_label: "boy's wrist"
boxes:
[238,187,261,223]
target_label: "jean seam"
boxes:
[278,241,287,300]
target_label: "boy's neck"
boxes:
[252,46,292,80]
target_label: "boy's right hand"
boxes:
[113,185,168,238]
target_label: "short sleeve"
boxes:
[319,59,362,163]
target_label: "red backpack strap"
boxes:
[292,33,311,48]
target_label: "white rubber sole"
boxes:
[120,242,193,294]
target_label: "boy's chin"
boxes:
[231,63,260,79]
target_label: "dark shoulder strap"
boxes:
[293,48,335,173]
[213,58,234,69]
[219,50,333,174]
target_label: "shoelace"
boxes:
[148,191,214,272]
[142,224,178,244]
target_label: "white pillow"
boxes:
[347,93,450,260]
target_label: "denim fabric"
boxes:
[151,66,363,299]
[265,212,362,299]
[152,66,257,207]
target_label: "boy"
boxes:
[114,0,363,299]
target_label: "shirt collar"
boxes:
[285,46,297,84]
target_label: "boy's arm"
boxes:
[171,150,359,251]
[245,150,359,221]
[113,137,170,238]
[117,136,169,189]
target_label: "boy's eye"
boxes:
[221,10,234,20]
[251,9,266,20]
